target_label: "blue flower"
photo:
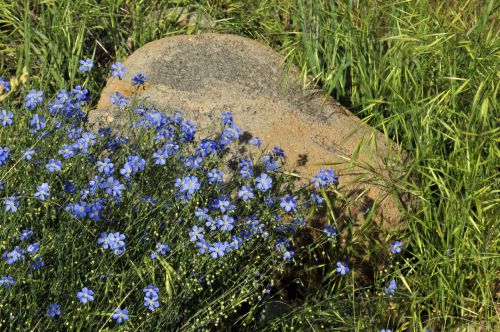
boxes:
[19,229,33,241]
[0,276,14,288]
[153,141,179,164]
[1,110,13,126]
[3,246,25,264]
[312,168,338,188]
[209,242,227,259]
[380,329,392,332]
[111,62,126,79]
[217,215,235,232]
[294,215,306,227]
[112,308,129,324]
[239,166,253,179]
[183,156,203,170]
[144,295,160,311]
[385,279,397,295]
[120,162,134,179]
[221,111,233,125]
[132,72,146,85]
[180,120,197,142]
[275,239,290,252]
[118,155,145,179]
[67,125,83,139]
[156,242,171,255]
[205,217,216,231]
[4,197,19,213]
[189,225,204,242]
[47,304,61,317]
[71,201,87,219]
[282,250,294,260]
[76,287,94,304]
[175,176,200,195]
[336,262,349,276]
[48,90,69,116]
[323,224,337,239]
[27,242,40,255]
[29,113,46,131]
[220,123,242,146]
[272,146,286,159]
[249,137,262,147]
[79,58,94,72]
[104,177,125,197]
[22,148,36,160]
[98,232,111,249]
[128,154,146,171]
[72,85,88,101]
[30,257,45,270]
[280,195,297,213]
[255,173,272,192]
[110,91,129,107]
[0,147,10,166]
[45,159,62,172]
[194,208,209,221]
[196,239,209,254]
[239,158,253,174]
[196,139,218,157]
[34,183,50,200]
[87,201,104,221]
[390,241,403,254]
[58,144,74,159]
[229,236,243,250]
[310,192,324,205]
[212,195,231,213]
[97,158,114,176]
[143,109,165,128]
[73,138,91,155]
[207,169,223,184]
[0,77,10,93]
[25,89,43,110]
[107,232,126,255]
[63,180,77,194]
[143,285,160,310]
[143,285,159,298]
[262,153,280,172]
[238,186,254,201]
[152,148,167,165]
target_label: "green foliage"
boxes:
[0,0,498,330]
[273,0,499,329]
[0,80,338,330]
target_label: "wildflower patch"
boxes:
[0,61,350,330]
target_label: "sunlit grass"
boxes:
[0,0,498,330]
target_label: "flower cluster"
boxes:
[312,168,338,188]
[2,230,44,270]
[98,232,126,255]
[0,58,346,330]
[143,285,160,311]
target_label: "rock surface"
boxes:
[90,33,405,227]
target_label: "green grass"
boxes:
[1,0,498,330]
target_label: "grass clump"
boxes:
[279,1,499,330]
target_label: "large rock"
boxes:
[90,33,405,227]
